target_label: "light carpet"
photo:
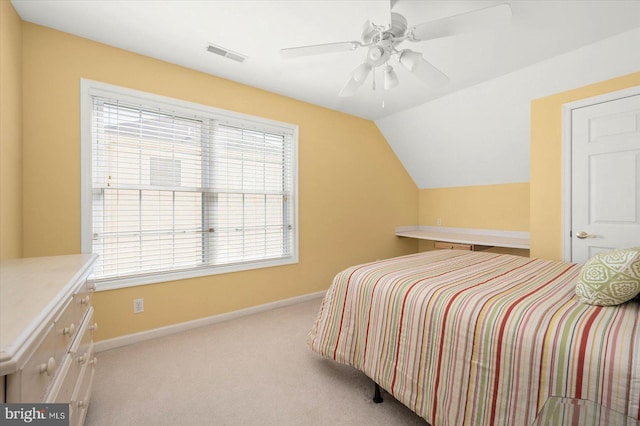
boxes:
[85,298,429,426]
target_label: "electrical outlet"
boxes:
[133,298,144,313]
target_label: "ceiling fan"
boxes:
[280,2,512,97]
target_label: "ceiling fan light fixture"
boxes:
[398,49,421,71]
[383,65,399,90]
[351,62,372,83]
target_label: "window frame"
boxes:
[80,79,299,291]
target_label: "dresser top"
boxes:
[0,254,97,373]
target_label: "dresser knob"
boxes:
[87,282,96,292]
[62,323,76,336]
[80,296,90,305]
[39,357,56,376]
[77,400,86,409]
[78,353,87,364]
[90,323,98,332]
[89,357,98,367]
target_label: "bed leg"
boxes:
[373,382,383,403]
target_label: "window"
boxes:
[81,80,298,290]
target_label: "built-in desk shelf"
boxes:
[396,226,530,250]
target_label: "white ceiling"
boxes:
[11,0,640,120]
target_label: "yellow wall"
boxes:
[530,72,640,260]
[0,1,23,259]
[417,183,530,255]
[13,5,638,341]
[419,183,529,230]
[20,23,418,341]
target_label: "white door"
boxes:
[570,90,640,263]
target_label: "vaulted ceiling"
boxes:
[11,0,640,120]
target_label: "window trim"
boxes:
[80,79,299,291]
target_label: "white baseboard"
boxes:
[94,290,326,353]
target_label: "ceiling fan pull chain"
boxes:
[372,67,376,91]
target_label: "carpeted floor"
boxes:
[85,297,429,426]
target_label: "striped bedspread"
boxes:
[308,250,640,425]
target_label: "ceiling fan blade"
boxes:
[410,3,512,42]
[398,50,449,88]
[338,77,361,97]
[280,41,363,59]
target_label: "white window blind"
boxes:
[83,82,297,288]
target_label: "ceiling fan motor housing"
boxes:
[388,13,408,38]
[362,12,408,43]
[363,13,408,67]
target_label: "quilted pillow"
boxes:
[575,248,640,306]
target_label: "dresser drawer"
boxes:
[56,277,94,355]
[46,308,95,405]
[435,241,472,250]
[54,298,81,357]
[43,354,73,403]
[7,321,62,402]
[434,241,492,251]
[70,346,96,426]
[73,280,96,325]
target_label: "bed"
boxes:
[308,250,640,425]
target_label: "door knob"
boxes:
[576,231,594,239]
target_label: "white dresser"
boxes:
[0,254,98,426]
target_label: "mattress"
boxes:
[308,250,640,425]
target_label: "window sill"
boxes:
[92,256,299,291]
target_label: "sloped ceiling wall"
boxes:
[376,27,640,190]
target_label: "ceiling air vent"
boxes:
[206,43,246,63]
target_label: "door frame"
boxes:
[561,85,640,262]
